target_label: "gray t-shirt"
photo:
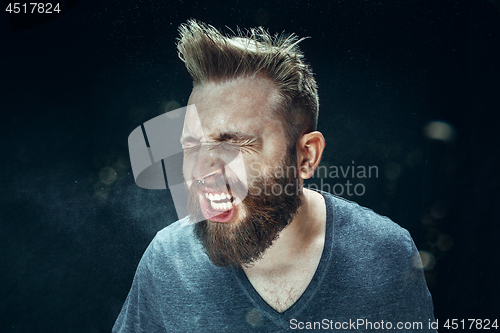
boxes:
[113,191,436,332]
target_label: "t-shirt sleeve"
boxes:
[112,238,167,333]
[387,228,437,332]
[338,204,438,332]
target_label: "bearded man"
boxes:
[114,20,436,332]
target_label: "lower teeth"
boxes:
[210,201,232,211]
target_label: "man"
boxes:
[114,20,436,332]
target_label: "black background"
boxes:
[1,0,499,331]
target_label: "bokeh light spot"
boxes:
[413,251,436,271]
[246,308,263,327]
[161,100,181,115]
[93,182,110,201]
[99,167,117,185]
[423,120,457,142]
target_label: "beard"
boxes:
[187,155,303,267]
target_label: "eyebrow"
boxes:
[214,132,255,143]
[180,131,256,144]
[179,136,198,144]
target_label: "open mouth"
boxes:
[205,192,234,211]
[200,190,237,223]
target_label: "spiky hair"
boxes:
[177,19,319,144]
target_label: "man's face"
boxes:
[181,75,303,267]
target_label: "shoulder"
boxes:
[320,193,436,325]
[322,192,431,295]
[327,193,412,248]
[152,217,198,252]
[139,217,207,278]
[322,192,417,269]
[112,219,210,332]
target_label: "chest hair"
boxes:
[245,262,318,313]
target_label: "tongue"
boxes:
[210,207,235,223]
[201,194,236,223]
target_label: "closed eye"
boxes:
[182,145,200,155]
[235,139,259,154]
[181,138,260,154]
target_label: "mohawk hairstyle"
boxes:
[177,19,319,145]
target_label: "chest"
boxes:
[245,236,323,313]
[247,267,315,313]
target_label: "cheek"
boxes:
[246,160,263,179]
[182,156,194,184]
[269,142,289,162]
[261,127,290,164]
[223,151,247,185]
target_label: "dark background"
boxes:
[1,0,499,331]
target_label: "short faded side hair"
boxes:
[177,19,319,145]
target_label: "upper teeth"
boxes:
[205,192,232,201]
[204,192,234,211]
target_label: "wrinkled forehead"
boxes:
[183,76,282,140]
[182,105,204,138]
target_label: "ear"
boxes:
[296,131,325,180]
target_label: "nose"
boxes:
[191,145,226,183]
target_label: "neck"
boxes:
[242,188,326,272]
